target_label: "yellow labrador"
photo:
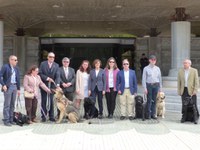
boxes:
[156,92,166,118]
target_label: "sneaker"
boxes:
[4,122,12,126]
[120,116,126,120]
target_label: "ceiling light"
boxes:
[111,15,117,18]
[115,5,122,8]
[57,15,64,19]
[194,15,199,19]
[53,4,60,8]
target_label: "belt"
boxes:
[146,82,159,85]
[125,87,130,89]
[10,83,16,85]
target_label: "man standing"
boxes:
[39,52,60,122]
[142,55,162,119]
[140,53,149,75]
[178,59,199,124]
[117,59,137,120]
[0,55,20,126]
[59,57,75,101]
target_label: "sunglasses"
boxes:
[109,61,115,63]
[12,59,18,62]
[63,61,69,63]
[48,56,55,58]
[123,63,129,65]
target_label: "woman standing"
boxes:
[23,65,51,124]
[104,57,119,118]
[75,60,91,109]
[89,59,106,119]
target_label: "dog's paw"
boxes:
[56,121,61,124]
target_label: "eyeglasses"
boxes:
[63,61,69,63]
[123,63,129,65]
[109,61,115,63]
[48,56,55,58]
[151,59,156,61]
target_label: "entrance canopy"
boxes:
[0,0,200,37]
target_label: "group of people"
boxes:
[0,52,199,126]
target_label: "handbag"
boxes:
[24,91,34,99]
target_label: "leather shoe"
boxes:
[98,115,103,119]
[120,116,126,120]
[10,122,16,125]
[194,120,198,124]
[129,116,134,120]
[41,118,46,122]
[152,116,157,120]
[49,118,56,122]
[32,119,39,123]
[181,118,185,123]
[108,114,113,119]
[28,121,33,124]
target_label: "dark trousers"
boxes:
[181,87,199,121]
[91,86,103,115]
[25,97,38,120]
[105,88,117,116]
[3,85,17,124]
[146,83,159,117]
[41,89,54,120]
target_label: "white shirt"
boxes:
[108,69,114,88]
[184,68,190,87]
[11,66,16,84]
[64,67,68,78]
[124,70,129,88]
[95,69,99,77]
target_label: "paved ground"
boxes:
[0,86,200,150]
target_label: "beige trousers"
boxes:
[119,89,135,117]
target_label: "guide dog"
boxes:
[84,97,98,119]
[156,92,166,118]
[53,88,80,123]
[135,95,147,121]
[13,112,30,126]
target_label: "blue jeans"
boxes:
[3,85,17,124]
[91,86,103,115]
[146,83,159,118]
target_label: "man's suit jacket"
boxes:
[178,67,199,96]
[116,69,137,95]
[88,68,106,91]
[0,64,20,90]
[59,67,75,93]
[39,61,60,88]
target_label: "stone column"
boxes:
[14,36,26,79]
[168,21,191,77]
[0,20,3,67]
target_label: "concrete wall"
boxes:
[3,36,39,76]
[135,37,200,77]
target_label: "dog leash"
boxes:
[16,96,22,110]
[46,82,51,112]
